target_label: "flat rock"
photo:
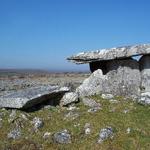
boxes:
[67,44,150,64]
[0,85,69,109]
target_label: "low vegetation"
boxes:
[0,95,150,150]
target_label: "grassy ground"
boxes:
[0,95,150,150]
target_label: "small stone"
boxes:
[7,128,21,140]
[126,127,131,134]
[67,105,78,111]
[109,99,118,103]
[101,94,114,100]
[74,123,80,127]
[87,106,101,113]
[123,109,129,114]
[53,129,71,144]
[84,123,91,135]
[32,117,44,131]
[98,127,113,143]
[43,132,51,139]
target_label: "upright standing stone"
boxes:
[140,55,150,92]
[105,59,141,98]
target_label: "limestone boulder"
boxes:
[0,85,69,109]
[76,69,107,97]
[60,92,79,106]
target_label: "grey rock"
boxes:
[139,92,150,105]
[76,59,141,99]
[7,128,21,139]
[101,94,114,100]
[98,127,113,143]
[32,117,44,131]
[76,69,106,97]
[140,55,150,92]
[0,85,69,109]
[103,59,141,98]
[60,92,78,106]
[53,129,71,144]
[67,44,150,64]
[82,97,101,108]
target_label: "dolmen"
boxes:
[0,85,69,109]
[67,44,150,104]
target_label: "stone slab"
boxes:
[67,44,150,64]
[0,85,69,109]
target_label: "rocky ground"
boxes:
[0,70,89,96]
[0,70,150,150]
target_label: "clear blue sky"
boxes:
[0,0,150,71]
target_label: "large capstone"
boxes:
[0,86,69,109]
[140,55,150,92]
[67,44,150,64]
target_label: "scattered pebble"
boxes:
[84,123,91,135]
[101,94,114,100]
[43,132,51,139]
[126,127,131,134]
[53,129,71,144]
[32,117,44,131]
[67,105,78,111]
[7,128,21,140]
[109,99,118,103]
[123,109,129,114]
[98,127,113,143]
[87,106,101,113]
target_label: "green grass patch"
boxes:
[0,95,150,150]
